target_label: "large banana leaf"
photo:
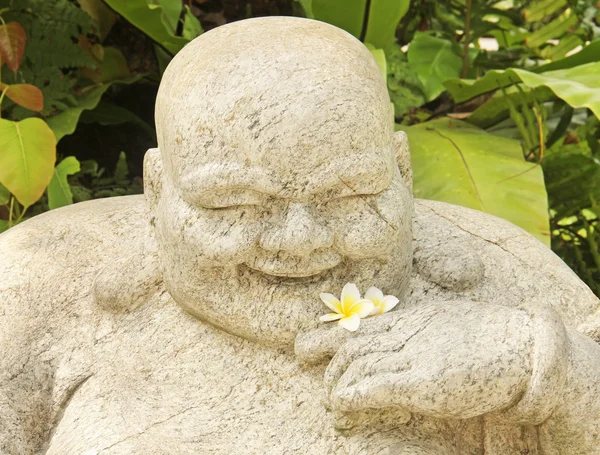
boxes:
[453,42,600,128]
[401,118,550,245]
[445,63,600,122]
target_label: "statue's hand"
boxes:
[297,302,535,420]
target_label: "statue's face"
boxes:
[149,16,413,347]
[151,130,413,347]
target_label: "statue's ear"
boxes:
[393,130,412,192]
[144,148,164,217]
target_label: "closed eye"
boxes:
[194,188,271,209]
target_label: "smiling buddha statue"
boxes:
[2,16,600,455]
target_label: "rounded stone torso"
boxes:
[44,294,479,455]
[1,196,598,454]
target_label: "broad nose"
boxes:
[259,202,334,256]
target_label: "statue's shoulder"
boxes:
[0,195,148,316]
[412,199,600,332]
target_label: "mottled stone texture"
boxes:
[1,16,600,455]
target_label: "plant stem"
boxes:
[8,196,14,227]
[0,84,8,117]
[461,0,473,78]
[14,206,26,225]
[533,107,545,163]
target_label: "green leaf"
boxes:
[468,86,555,129]
[525,8,578,49]
[47,156,81,209]
[0,118,56,208]
[523,0,567,23]
[103,0,189,55]
[0,82,44,111]
[386,44,426,117]
[445,63,600,121]
[311,0,367,39]
[401,118,550,245]
[365,44,386,78]
[541,34,583,61]
[544,149,600,219]
[309,0,408,50]
[77,0,117,41]
[532,40,600,73]
[0,220,8,234]
[83,47,130,83]
[182,5,203,41]
[0,183,10,205]
[46,85,111,143]
[295,0,314,18]
[0,21,26,72]
[80,101,155,138]
[154,43,172,74]
[364,0,410,50]
[407,33,462,102]
[149,0,183,36]
[46,75,143,143]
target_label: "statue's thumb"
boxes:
[294,325,352,365]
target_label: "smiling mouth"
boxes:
[242,251,342,283]
[241,264,337,284]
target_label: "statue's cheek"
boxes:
[326,183,410,259]
[325,206,398,259]
[157,201,262,266]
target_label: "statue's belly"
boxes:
[44,304,482,455]
[43,370,418,455]
[44,367,485,455]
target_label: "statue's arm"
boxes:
[545,328,600,453]
[298,301,600,453]
[475,307,600,454]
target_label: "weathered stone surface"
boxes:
[1,16,600,455]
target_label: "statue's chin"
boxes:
[162,253,411,349]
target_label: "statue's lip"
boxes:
[246,265,331,278]
[242,254,341,282]
[241,264,337,284]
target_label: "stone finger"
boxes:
[332,372,413,413]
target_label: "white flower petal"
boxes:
[338,313,361,332]
[341,283,361,311]
[320,293,342,313]
[319,313,344,322]
[381,295,400,313]
[364,286,383,304]
[349,299,375,318]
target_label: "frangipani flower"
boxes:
[319,283,374,332]
[365,286,399,315]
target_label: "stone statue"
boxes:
[1,16,600,455]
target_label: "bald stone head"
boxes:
[146,17,413,347]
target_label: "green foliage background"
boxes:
[0,0,599,296]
